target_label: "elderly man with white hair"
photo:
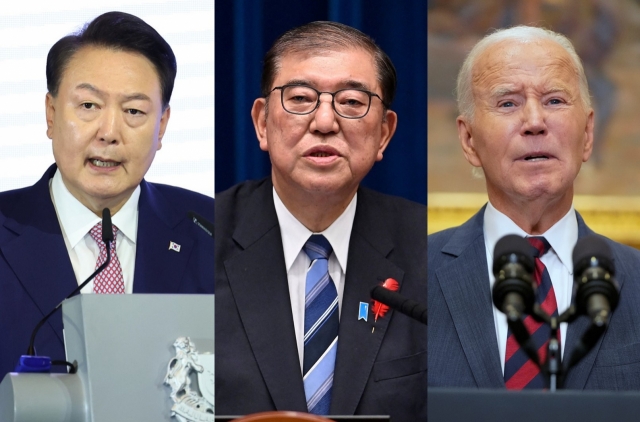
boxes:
[428,25,640,390]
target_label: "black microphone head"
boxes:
[492,234,534,276]
[101,208,114,243]
[492,235,536,316]
[573,235,619,317]
[572,235,614,276]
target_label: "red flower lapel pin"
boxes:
[371,278,399,333]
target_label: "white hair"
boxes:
[456,25,591,121]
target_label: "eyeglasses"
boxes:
[269,84,386,119]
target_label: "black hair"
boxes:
[46,11,176,109]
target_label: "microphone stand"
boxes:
[19,208,113,373]
[512,303,608,391]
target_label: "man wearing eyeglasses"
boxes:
[215,22,426,421]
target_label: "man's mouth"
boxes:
[90,158,121,168]
[524,154,550,162]
[309,151,335,158]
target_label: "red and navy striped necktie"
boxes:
[504,236,560,389]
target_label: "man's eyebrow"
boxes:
[282,79,373,91]
[122,93,151,102]
[545,86,571,96]
[282,79,313,87]
[491,86,519,97]
[75,83,105,97]
[74,83,151,102]
[490,85,572,97]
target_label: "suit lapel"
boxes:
[133,181,194,293]
[223,182,307,411]
[0,165,77,345]
[330,200,404,414]
[435,208,504,387]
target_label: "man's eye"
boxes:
[81,102,95,110]
[126,109,144,115]
[289,95,314,103]
[499,101,514,108]
[548,98,563,105]
[341,98,365,107]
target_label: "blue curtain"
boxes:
[215,0,426,204]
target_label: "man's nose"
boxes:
[310,93,340,134]
[521,100,546,136]
[97,107,121,144]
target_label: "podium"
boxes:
[428,387,640,422]
[0,294,215,422]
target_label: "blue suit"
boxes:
[428,206,640,389]
[0,165,214,377]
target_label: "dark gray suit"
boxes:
[428,206,640,389]
[215,178,426,421]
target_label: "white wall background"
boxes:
[0,0,214,197]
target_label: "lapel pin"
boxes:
[371,278,400,333]
[358,302,369,322]
[169,241,181,252]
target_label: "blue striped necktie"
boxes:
[302,234,339,415]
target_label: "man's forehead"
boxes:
[274,47,378,85]
[472,39,580,92]
[59,46,162,95]
[63,46,159,81]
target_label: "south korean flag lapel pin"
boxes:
[169,241,181,252]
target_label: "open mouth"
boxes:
[309,151,335,158]
[524,154,550,162]
[90,158,121,168]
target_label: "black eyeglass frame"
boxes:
[269,84,388,119]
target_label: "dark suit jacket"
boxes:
[215,179,426,421]
[428,206,640,389]
[0,164,214,377]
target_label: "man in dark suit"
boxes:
[215,22,426,420]
[429,26,640,389]
[0,12,214,378]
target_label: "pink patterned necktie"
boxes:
[89,222,125,294]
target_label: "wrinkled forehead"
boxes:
[273,46,377,81]
[471,39,580,93]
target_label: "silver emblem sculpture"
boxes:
[164,337,215,421]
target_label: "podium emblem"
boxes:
[164,337,215,421]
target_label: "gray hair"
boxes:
[456,25,591,121]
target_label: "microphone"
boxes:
[20,208,114,371]
[492,235,542,369]
[188,211,214,237]
[563,236,619,373]
[492,235,536,320]
[572,235,619,325]
[370,286,427,325]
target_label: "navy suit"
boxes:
[0,165,214,377]
[428,206,640,389]
[215,179,426,421]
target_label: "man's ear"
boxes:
[375,109,397,161]
[251,98,268,152]
[457,115,482,167]
[45,93,55,140]
[582,109,595,162]
[156,106,171,151]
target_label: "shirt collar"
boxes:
[484,201,577,274]
[51,169,140,247]
[273,187,356,273]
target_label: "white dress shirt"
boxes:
[273,188,356,372]
[483,201,576,373]
[50,169,140,294]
